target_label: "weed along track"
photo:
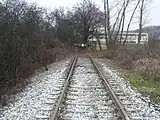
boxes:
[35,57,157,120]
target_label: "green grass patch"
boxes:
[121,73,160,104]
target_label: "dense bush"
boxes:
[0,0,105,105]
[133,58,160,81]
[113,46,160,81]
[0,0,70,99]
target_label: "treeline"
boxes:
[0,0,105,98]
[102,0,152,48]
[0,0,67,94]
[0,0,153,100]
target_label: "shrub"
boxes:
[133,58,160,81]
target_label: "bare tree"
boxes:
[137,0,152,44]
[108,0,129,46]
[0,0,63,99]
[111,4,124,44]
[138,0,145,44]
[123,0,140,45]
[72,0,104,44]
[119,0,130,45]
[103,0,109,49]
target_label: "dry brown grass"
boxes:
[94,45,160,103]
[111,46,160,81]
[133,58,160,81]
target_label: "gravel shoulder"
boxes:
[60,58,118,119]
[0,58,71,120]
[96,58,160,119]
[1,57,160,120]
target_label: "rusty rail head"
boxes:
[50,57,77,120]
[90,57,130,120]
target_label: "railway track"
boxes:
[36,57,146,120]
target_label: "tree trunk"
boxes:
[104,0,109,49]
[114,0,129,45]
[84,26,89,44]
[120,14,125,46]
[106,0,111,44]
[138,0,145,44]
[123,0,140,46]
[96,36,102,51]
[112,6,124,44]
[119,0,129,47]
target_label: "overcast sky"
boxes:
[26,0,160,28]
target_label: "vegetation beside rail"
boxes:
[0,0,71,106]
[92,47,160,104]
[121,73,160,104]
[0,0,156,107]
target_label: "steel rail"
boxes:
[50,57,77,120]
[90,57,130,120]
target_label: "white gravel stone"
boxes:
[97,59,160,120]
[0,59,70,120]
[60,58,118,119]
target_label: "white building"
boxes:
[88,29,148,45]
[117,32,148,44]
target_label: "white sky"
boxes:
[25,0,160,29]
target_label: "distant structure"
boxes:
[152,30,160,40]
[88,29,148,48]
[117,32,148,44]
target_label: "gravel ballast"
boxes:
[1,57,160,120]
[0,59,71,120]
[97,59,160,120]
[60,58,119,119]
